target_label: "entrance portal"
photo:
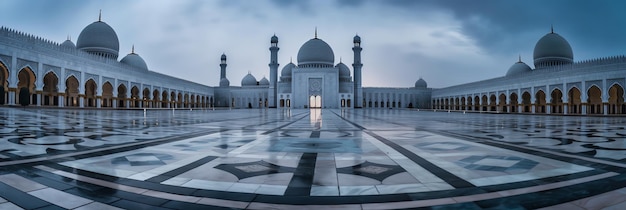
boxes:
[309,95,321,108]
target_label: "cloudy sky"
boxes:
[1,0,625,88]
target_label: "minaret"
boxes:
[268,34,280,108]
[220,53,227,79]
[352,34,363,108]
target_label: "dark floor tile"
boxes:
[111,199,172,210]
[161,200,233,210]
[0,182,51,209]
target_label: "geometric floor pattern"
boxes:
[1,107,626,209]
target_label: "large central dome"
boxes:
[77,20,120,59]
[297,38,334,68]
[533,31,573,68]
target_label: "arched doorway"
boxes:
[17,67,36,105]
[117,84,127,108]
[587,86,602,114]
[498,94,507,112]
[65,76,79,107]
[535,90,546,113]
[309,95,321,108]
[568,87,581,114]
[102,82,113,107]
[551,89,563,114]
[0,62,8,105]
[521,92,531,113]
[608,84,624,114]
[42,72,59,106]
[131,86,140,108]
[142,88,151,108]
[153,89,160,108]
[510,92,518,113]
[162,91,168,108]
[171,92,176,108]
[84,79,97,107]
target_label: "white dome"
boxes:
[120,52,148,70]
[297,38,334,67]
[506,60,532,76]
[533,31,573,68]
[259,77,270,86]
[415,78,427,89]
[281,62,295,78]
[241,73,257,86]
[336,62,350,78]
[61,39,75,49]
[76,20,120,59]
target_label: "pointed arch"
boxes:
[102,82,113,107]
[65,76,80,107]
[162,90,168,108]
[0,61,8,104]
[177,93,183,108]
[171,91,177,108]
[481,95,488,111]
[84,79,97,107]
[42,71,59,106]
[489,94,496,111]
[535,90,546,113]
[117,83,127,108]
[498,93,507,112]
[551,88,564,114]
[131,86,140,108]
[587,85,602,114]
[509,92,519,113]
[568,87,582,114]
[608,84,625,114]
[17,67,36,105]
[152,89,160,108]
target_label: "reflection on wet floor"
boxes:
[1,107,626,209]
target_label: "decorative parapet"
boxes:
[0,26,213,92]
[433,55,626,97]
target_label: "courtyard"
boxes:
[1,107,626,209]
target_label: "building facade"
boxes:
[214,33,431,109]
[0,17,212,109]
[431,29,626,115]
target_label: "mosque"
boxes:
[1,14,624,115]
[431,27,626,116]
[0,14,431,110]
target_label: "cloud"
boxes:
[1,0,624,89]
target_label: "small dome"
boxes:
[241,73,257,86]
[506,60,532,76]
[271,35,278,43]
[221,53,227,60]
[76,20,120,59]
[533,30,573,68]
[61,39,76,49]
[353,35,361,43]
[336,62,351,78]
[259,77,270,86]
[281,62,296,78]
[219,78,230,87]
[297,38,334,67]
[415,78,427,89]
[120,50,148,70]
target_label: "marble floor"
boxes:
[1,107,626,209]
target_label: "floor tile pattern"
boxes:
[1,107,626,209]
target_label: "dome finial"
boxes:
[290,57,293,63]
[518,54,521,62]
[340,57,342,63]
[315,27,318,39]
[98,9,102,22]
[131,44,135,54]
